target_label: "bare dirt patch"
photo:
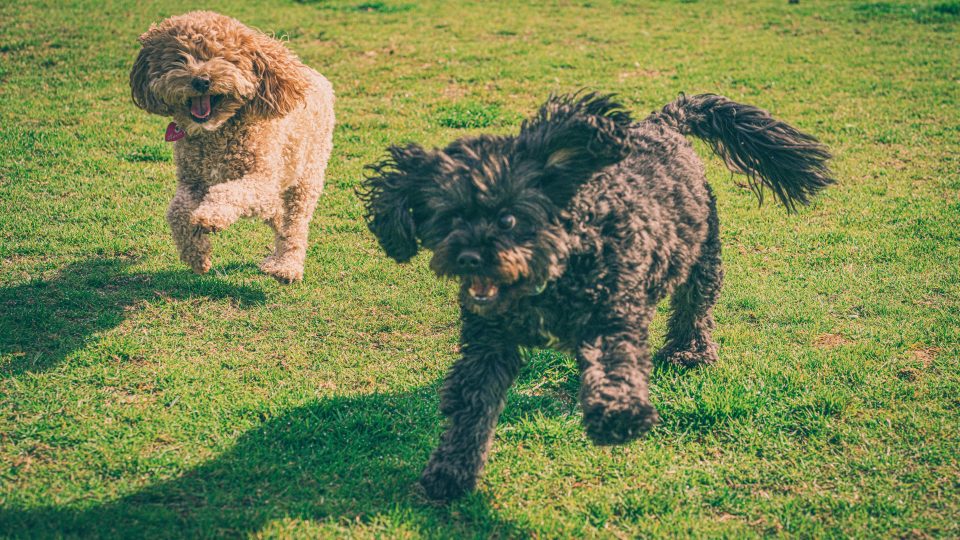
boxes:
[814,333,851,348]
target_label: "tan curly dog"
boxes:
[130,11,334,283]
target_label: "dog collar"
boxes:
[165,122,185,142]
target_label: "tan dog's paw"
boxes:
[191,258,212,275]
[180,252,212,274]
[190,204,231,233]
[259,257,304,284]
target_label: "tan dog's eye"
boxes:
[498,214,516,231]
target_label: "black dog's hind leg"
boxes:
[578,310,660,445]
[660,191,723,367]
[420,313,521,501]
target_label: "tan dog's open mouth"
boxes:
[189,95,222,123]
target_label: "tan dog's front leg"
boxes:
[191,176,279,233]
[167,185,212,274]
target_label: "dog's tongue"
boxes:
[190,95,211,118]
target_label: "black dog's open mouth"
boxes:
[189,94,222,123]
[460,275,549,310]
[467,276,501,303]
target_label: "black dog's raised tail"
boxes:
[655,93,834,211]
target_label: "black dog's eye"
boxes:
[498,214,517,230]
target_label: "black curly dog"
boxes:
[360,92,833,500]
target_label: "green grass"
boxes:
[853,1,960,23]
[436,102,518,129]
[1,0,958,537]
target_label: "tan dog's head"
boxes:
[130,11,308,135]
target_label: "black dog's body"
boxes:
[503,119,713,350]
[361,93,832,500]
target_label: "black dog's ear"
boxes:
[516,92,632,205]
[359,143,437,263]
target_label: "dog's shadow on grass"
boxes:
[0,256,265,375]
[1,387,540,537]
[0,263,710,536]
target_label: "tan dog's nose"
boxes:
[191,76,211,93]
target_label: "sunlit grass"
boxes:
[1,0,958,537]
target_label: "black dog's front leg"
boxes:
[420,313,521,501]
[578,320,659,445]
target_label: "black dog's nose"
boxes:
[457,250,482,270]
[191,76,211,93]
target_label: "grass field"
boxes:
[1,0,959,537]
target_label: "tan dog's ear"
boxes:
[130,30,171,115]
[248,33,309,118]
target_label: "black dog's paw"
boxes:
[662,349,717,368]
[419,462,475,502]
[656,339,719,368]
[583,401,659,446]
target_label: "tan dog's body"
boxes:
[131,12,334,282]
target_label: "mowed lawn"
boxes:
[1,0,958,537]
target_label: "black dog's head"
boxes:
[360,93,632,316]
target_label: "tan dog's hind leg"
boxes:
[260,183,319,284]
[167,185,212,274]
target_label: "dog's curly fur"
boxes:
[361,92,833,500]
[130,11,334,282]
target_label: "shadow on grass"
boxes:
[0,256,265,375]
[0,388,538,537]
[0,267,714,536]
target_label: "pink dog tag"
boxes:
[165,122,185,142]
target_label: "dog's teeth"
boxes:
[468,278,499,300]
